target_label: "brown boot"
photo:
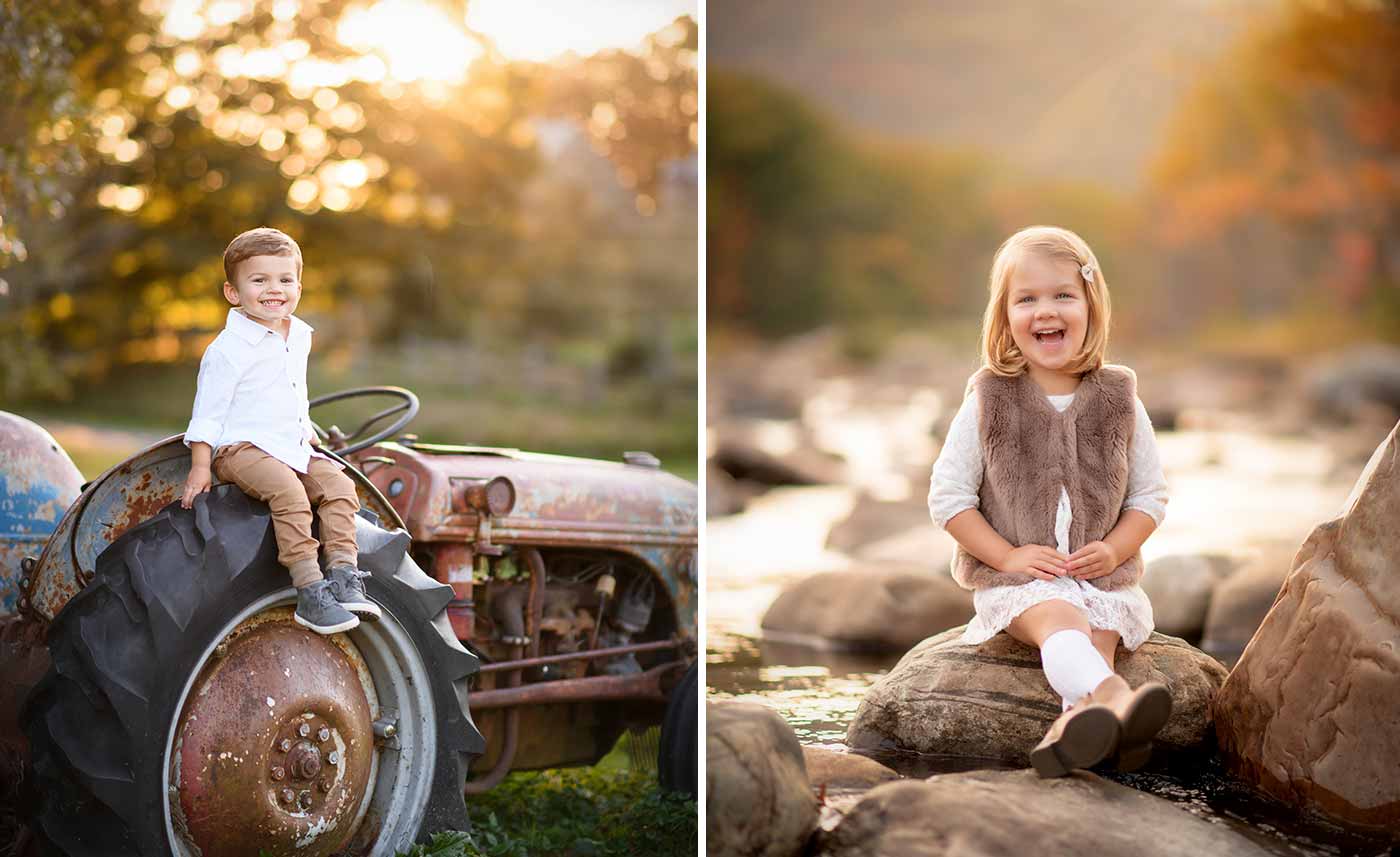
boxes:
[1028,694,1121,778]
[1085,674,1173,772]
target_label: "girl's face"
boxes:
[1005,252,1089,376]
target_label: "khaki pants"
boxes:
[212,442,359,588]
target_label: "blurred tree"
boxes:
[0,0,697,402]
[1149,0,1399,333]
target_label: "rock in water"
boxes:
[1140,553,1237,640]
[707,702,817,857]
[846,627,1226,762]
[760,566,973,652]
[801,747,898,794]
[821,770,1272,857]
[1213,422,1400,834]
[1200,545,1295,663]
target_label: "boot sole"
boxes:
[1114,683,1172,771]
[294,613,361,635]
[1030,706,1120,778]
[340,600,383,620]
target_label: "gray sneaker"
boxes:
[294,580,361,634]
[328,563,382,620]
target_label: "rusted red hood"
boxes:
[348,442,697,549]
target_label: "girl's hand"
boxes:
[999,545,1069,580]
[1067,540,1120,580]
[181,466,212,509]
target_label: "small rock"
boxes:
[707,702,817,857]
[712,421,847,487]
[1214,422,1400,834]
[1200,546,1295,663]
[846,627,1227,762]
[820,770,1271,857]
[761,566,973,652]
[1140,554,1238,640]
[801,747,898,794]
[825,493,936,554]
[1304,344,1400,425]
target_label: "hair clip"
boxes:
[1080,262,1095,284]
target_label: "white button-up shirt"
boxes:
[184,308,334,473]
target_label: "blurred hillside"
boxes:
[708,0,1260,189]
[708,0,1399,355]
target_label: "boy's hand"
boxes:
[998,545,1069,580]
[181,466,212,509]
[1066,540,1120,580]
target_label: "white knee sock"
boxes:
[1040,629,1114,710]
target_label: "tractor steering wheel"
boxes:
[308,386,420,457]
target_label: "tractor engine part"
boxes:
[594,574,656,676]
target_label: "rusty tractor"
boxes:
[0,387,697,857]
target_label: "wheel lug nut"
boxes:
[298,790,313,810]
[327,751,339,766]
[278,738,292,752]
[298,723,310,737]
[318,727,331,742]
[280,788,296,806]
[270,766,285,781]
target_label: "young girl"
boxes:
[928,225,1172,777]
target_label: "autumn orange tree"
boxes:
[1148,0,1400,335]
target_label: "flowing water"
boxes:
[707,426,1396,857]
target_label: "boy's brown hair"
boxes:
[223,227,303,283]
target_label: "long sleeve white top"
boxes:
[184,308,333,474]
[927,389,1168,553]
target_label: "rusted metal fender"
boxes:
[0,412,86,616]
[26,436,402,621]
[349,442,699,637]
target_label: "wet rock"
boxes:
[706,464,767,518]
[845,627,1227,762]
[707,702,817,857]
[801,747,898,793]
[711,420,847,487]
[1304,344,1400,425]
[825,493,935,554]
[852,524,958,566]
[761,566,973,652]
[1214,423,1400,834]
[1200,546,1295,663]
[1140,554,1238,640]
[820,770,1271,857]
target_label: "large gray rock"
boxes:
[761,566,973,652]
[1200,546,1296,662]
[1214,422,1400,834]
[820,770,1271,857]
[1139,553,1238,639]
[846,627,1227,763]
[707,702,817,857]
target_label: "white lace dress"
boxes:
[927,388,1168,651]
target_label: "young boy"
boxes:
[180,227,381,634]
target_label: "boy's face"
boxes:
[224,254,301,330]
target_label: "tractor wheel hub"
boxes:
[172,617,375,857]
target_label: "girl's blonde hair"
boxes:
[980,225,1111,377]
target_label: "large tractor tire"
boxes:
[658,660,698,797]
[22,484,485,857]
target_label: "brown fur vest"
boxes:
[951,364,1142,592]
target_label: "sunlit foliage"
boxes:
[0,0,697,402]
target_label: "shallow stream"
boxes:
[707,428,1395,856]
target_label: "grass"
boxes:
[390,728,696,857]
